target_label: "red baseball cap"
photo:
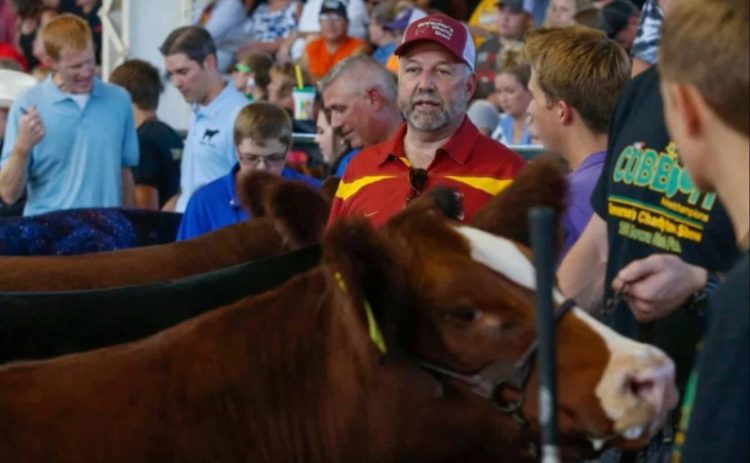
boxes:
[0,43,28,72]
[394,14,476,71]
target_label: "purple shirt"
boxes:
[560,151,606,259]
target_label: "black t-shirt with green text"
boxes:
[591,66,737,389]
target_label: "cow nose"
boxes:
[623,357,678,432]
[605,347,678,439]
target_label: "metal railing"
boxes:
[176,131,545,161]
[291,133,545,161]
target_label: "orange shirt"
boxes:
[305,36,366,80]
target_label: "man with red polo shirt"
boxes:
[328,13,524,227]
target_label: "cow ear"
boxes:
[263,180,329,249]
[321,176,341,206]
[423,188,464,221]
[237,172,330,249]
[322,218,409,355]
[398,187,464,221]
[470,155,567,249]
[236,171,283,217]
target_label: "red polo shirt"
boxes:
[328,117,525,228]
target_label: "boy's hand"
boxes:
[612,254,708,323]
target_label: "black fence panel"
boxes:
[0,245,321,363]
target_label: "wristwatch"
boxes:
[686,271,722,318]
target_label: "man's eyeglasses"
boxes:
[319,13,345,23]
[405,167,428,204]
[239,152,287,166]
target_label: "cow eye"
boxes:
[442,308,482,323]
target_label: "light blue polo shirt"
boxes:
[175,82,249,212]
[1,76,139,216]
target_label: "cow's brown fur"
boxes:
[0,164,634,462]
[0,174,329,291]
[471,156,568,250]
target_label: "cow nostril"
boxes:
[626,376,655,397]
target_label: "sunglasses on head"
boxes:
[234,64,252,74]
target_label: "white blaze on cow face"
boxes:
[454,224,677,441]
[453,225,566,304]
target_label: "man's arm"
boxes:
[135,185,160,210]
[161,193,179,212]
[0,105,44,204]
[121,167,136,208]
[557,213,609,311]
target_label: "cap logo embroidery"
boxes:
[416,19,454,41]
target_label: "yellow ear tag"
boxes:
[334,272,387,354]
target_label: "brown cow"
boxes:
[0,172,330,291]
[0,161,677,462]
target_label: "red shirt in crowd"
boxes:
[328,116,525,228]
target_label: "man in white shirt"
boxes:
[160,25,248,212]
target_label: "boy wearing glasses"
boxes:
[177,102,321,240]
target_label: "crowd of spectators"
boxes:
[0,0,652,215]
[0,1,747,463]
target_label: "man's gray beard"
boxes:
[400,94,466,132]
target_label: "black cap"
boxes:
[320,0,348,20]
[496,0,531,14]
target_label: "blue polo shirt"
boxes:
[1,76,139,216]
[175,82,249,212]
[177,163,322,240]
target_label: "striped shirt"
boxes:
[631,0,663,65]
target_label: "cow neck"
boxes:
[229,269,373,463]
[323,270,409,462]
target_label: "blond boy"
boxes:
[0,14,137,215]
[523,25,630,257]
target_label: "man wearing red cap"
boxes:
[328,13,524,227]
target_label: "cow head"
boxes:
[323,159,677,461]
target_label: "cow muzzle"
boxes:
[595,340,678,444]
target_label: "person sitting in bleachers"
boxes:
[230,52,273,102]
[301,0,367,83]
[491,61,533,145]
